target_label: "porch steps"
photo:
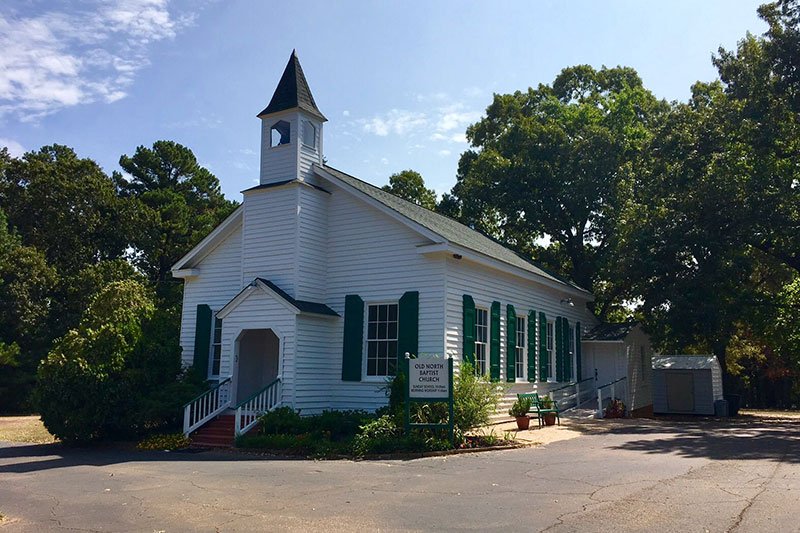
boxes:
[190,414,236,448]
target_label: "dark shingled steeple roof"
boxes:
[258,51,326,121]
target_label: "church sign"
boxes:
[409,357,450,399]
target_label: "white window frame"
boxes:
[515,315,526,381]
[474,307,489,376]
[363,301,399,380]
[569,323,576,382]
[546,320,556,382]
[302,120,317,149]
[208,316,222,379]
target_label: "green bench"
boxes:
[517,393,561,428]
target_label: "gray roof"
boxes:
[319,164,588,293]
[653,355,720,370]
[258,51,327,121]
[583,322,637,341]
[256,278,338,316]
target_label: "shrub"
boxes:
[604,398,626,418]
[258,407,308,435]
[453,362,501,431]
[137,432,190,451]
[351,415,400,456]
[37,281,202,443]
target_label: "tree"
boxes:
[37,280,201,442]
[448,66,668,317]
[382,169,437,210]
[116,141,238,292]
[0,145,131,273]
[0,208,57,411]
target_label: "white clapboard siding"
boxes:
[179,225,244,369]
[324,186,446,411]
[445,257,597,382]
[296,186,328,302]
[241,186,298,296]
[219,288,297,406]
[259,116,299,185]
[294,315,338,414]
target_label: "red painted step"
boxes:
[191,414,236,448]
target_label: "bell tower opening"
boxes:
[270,120,291,147]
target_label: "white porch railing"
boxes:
[235,378,282,436]
[596,377,628,418]
[548,377,596,411]
[183,377,232,436]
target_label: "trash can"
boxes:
[724,394,740,416]
[714,399,729,417]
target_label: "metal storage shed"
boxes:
[652,355,723,415]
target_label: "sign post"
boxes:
[404,354,454,446]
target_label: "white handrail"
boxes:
[235,379,282,436]
[183,377,232,436]
[596,377,627,418]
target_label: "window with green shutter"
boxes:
[397,291,419,371]
[193,304,212,377]
[506,305,516,382]
[490,301,501,381]
[555,316,564,382]
[563,317,572,381]
[341,295,364,381]
[462,295,476,367]
[538,311,548,382]
[528,310,537,382]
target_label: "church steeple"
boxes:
[257,50,326,121]
[256,51,325,186]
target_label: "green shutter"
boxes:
[490,301,501,381]
[506,305,516,382]
[193,304,212,376]
[528,310,537,382]
[398,291,419,370]
[342,294,364,381]
[563,318,572,381]
[555,316,564,382]
[462,295,476,366]
[538,311,547,382]
[575,321,582,381]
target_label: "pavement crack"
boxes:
[725,448,787,532]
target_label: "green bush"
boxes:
[36,281,203,443]
[453,362,500,431]
[137,432,190,451]
[258,407,309,435]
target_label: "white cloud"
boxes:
[360,109,427,137]
[342,110,350,117]
[380,157,389,165]
[437,149,451,157]
[0,137,25,157]
[0,0,194,121]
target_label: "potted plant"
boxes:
[509,397,532,430]
[540,395,558,426]
[604,398,626,419]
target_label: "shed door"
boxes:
[666,371,694,412]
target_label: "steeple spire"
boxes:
[257,51,326,121]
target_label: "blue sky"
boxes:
[1,0,766,200]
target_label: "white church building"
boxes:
[175,52,653,439]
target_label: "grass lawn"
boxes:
[0,415,57,444]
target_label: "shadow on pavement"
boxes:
[0,441,310,474]
[567,414,800,463]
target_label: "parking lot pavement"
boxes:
[1,416,798,532]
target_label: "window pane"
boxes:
[369,305,377,321]
[388,358,397,376]
[378,305,387,321]
[368,341,377,358]
[388,342,397,359]
[388,322,397,339]
[367,358,377,376]
[388,304,397,321]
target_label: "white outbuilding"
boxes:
[652,355,724,415]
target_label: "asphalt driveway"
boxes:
[1,415,798,532]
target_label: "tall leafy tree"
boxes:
[382,169,437,210]
[448,66,668,317]
[116,141,238,293]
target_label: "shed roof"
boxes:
[318,164,589,295]
[582,322,637,341]
[653,355,719,370]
